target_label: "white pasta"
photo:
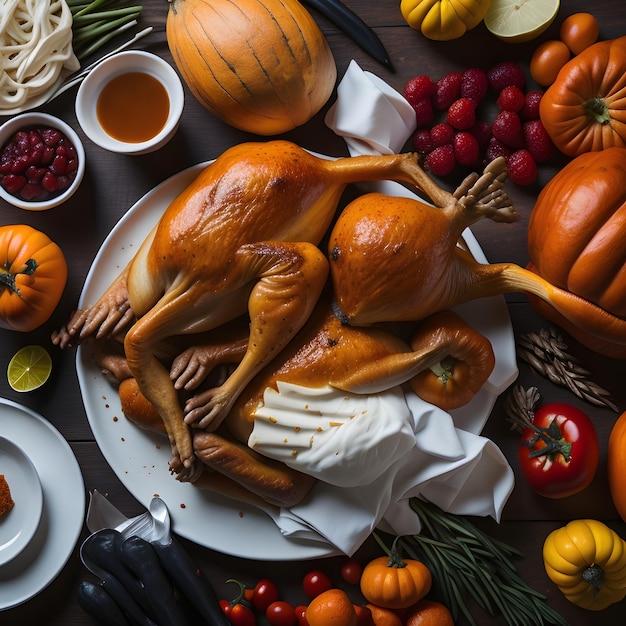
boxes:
[0,0,79,112]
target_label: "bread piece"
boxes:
[0,474,14,517]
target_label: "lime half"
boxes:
[7,345,52,392]
[484,0,560,43]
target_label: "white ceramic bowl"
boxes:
[75,50,184,155]
[0,112,85,211]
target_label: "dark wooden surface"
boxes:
[1,1,625,624]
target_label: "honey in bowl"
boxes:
[96,72,170,143]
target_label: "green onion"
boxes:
[382,499,571,626]
[67,0,144,61]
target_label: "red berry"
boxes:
[487,61,526,92]
[425,144,456,176]
[506,149,538,186]
[446,97,476,130]
[470,119,492,150]
[412,98,434,127]
[496,85,526,112]
[404,75,437,107]
[523,119,556,162]
[413,129,434,153]
[434,72,462,110]
[430,122,455,147]
[453,131,480,167]
[520,90,544,121]
[460,67,488,104]
[485,136,512,162]
[491,110,524,147]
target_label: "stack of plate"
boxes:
[0,399,85,611]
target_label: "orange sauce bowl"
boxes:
[75,50,184,155]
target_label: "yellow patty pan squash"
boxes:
[400,0,492,40]
[543,519,626,610]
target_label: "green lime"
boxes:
[7,345,52,392]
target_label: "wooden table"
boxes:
[1,1,625,624]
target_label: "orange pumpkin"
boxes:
[166,0,336,136]
[540,36,626,156]
[0,224,67,332]
[526,147,626,357]
[360,555,432,610]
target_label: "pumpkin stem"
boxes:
[0,258,37,298]
[582,564,605,597]
[430,358,454,385]
[372,532,407,568]
[583,98,612,125]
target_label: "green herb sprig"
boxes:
[393,499,569,626]
[67,0,144,60]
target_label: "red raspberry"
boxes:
[434,72,462,110]
[506,149,538,186]
[430,122,455,147]
[496,85,526,112]
[424,144,456,177]
[404,75,437,107]
[470,119,492,150]
[520,90,544,121]
[487,61,526,92]
[491,110,524,147]
[485,136,512,162]
[453,131,480,167]
[412,98,434,127]
[460,67,488,104]
[446,98,476,130]
[523,119,556,162]
[413,129,434,154]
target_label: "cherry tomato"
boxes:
[302,570,332,598]
[295,605,310,626]
[220,599,257,626]
[559,12,599,55]
[340,559,363,585]
[518,402,599,499]
[530,40,571,87]
[266,601,298,626]
[251,578,279,612]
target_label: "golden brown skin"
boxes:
[52,140,452,481]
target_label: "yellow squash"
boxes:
[542,519,626,610]
[400,0,492,41]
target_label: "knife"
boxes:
[301,0,394,71]
[86,491,229,626]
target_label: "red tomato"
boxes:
[302,570,332,598]
[220,599,257,626]
[518,402,599,498]
[252,578,279,612]
[266,601,298,626]
[295,605,310,626]
[340,559,363,586]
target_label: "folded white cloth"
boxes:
[238,60,517,556]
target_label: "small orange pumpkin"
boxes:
[166,0,337,136]
[526,147,626,356]
[360,553,432,610]
[0,224,67,332]
[540,35,626,156]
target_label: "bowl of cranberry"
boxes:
[0,112,85,210]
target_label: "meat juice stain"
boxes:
[97,72,170,143]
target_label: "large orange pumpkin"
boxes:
[0,224,67,332]
[166,0,337,136]
[526,147,626,357]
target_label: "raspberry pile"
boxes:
[0,126,80,202]
[404,61,556,186]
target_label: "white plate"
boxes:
[0,437,43,566]
[77,162,517,560]
[0,399,85,610]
